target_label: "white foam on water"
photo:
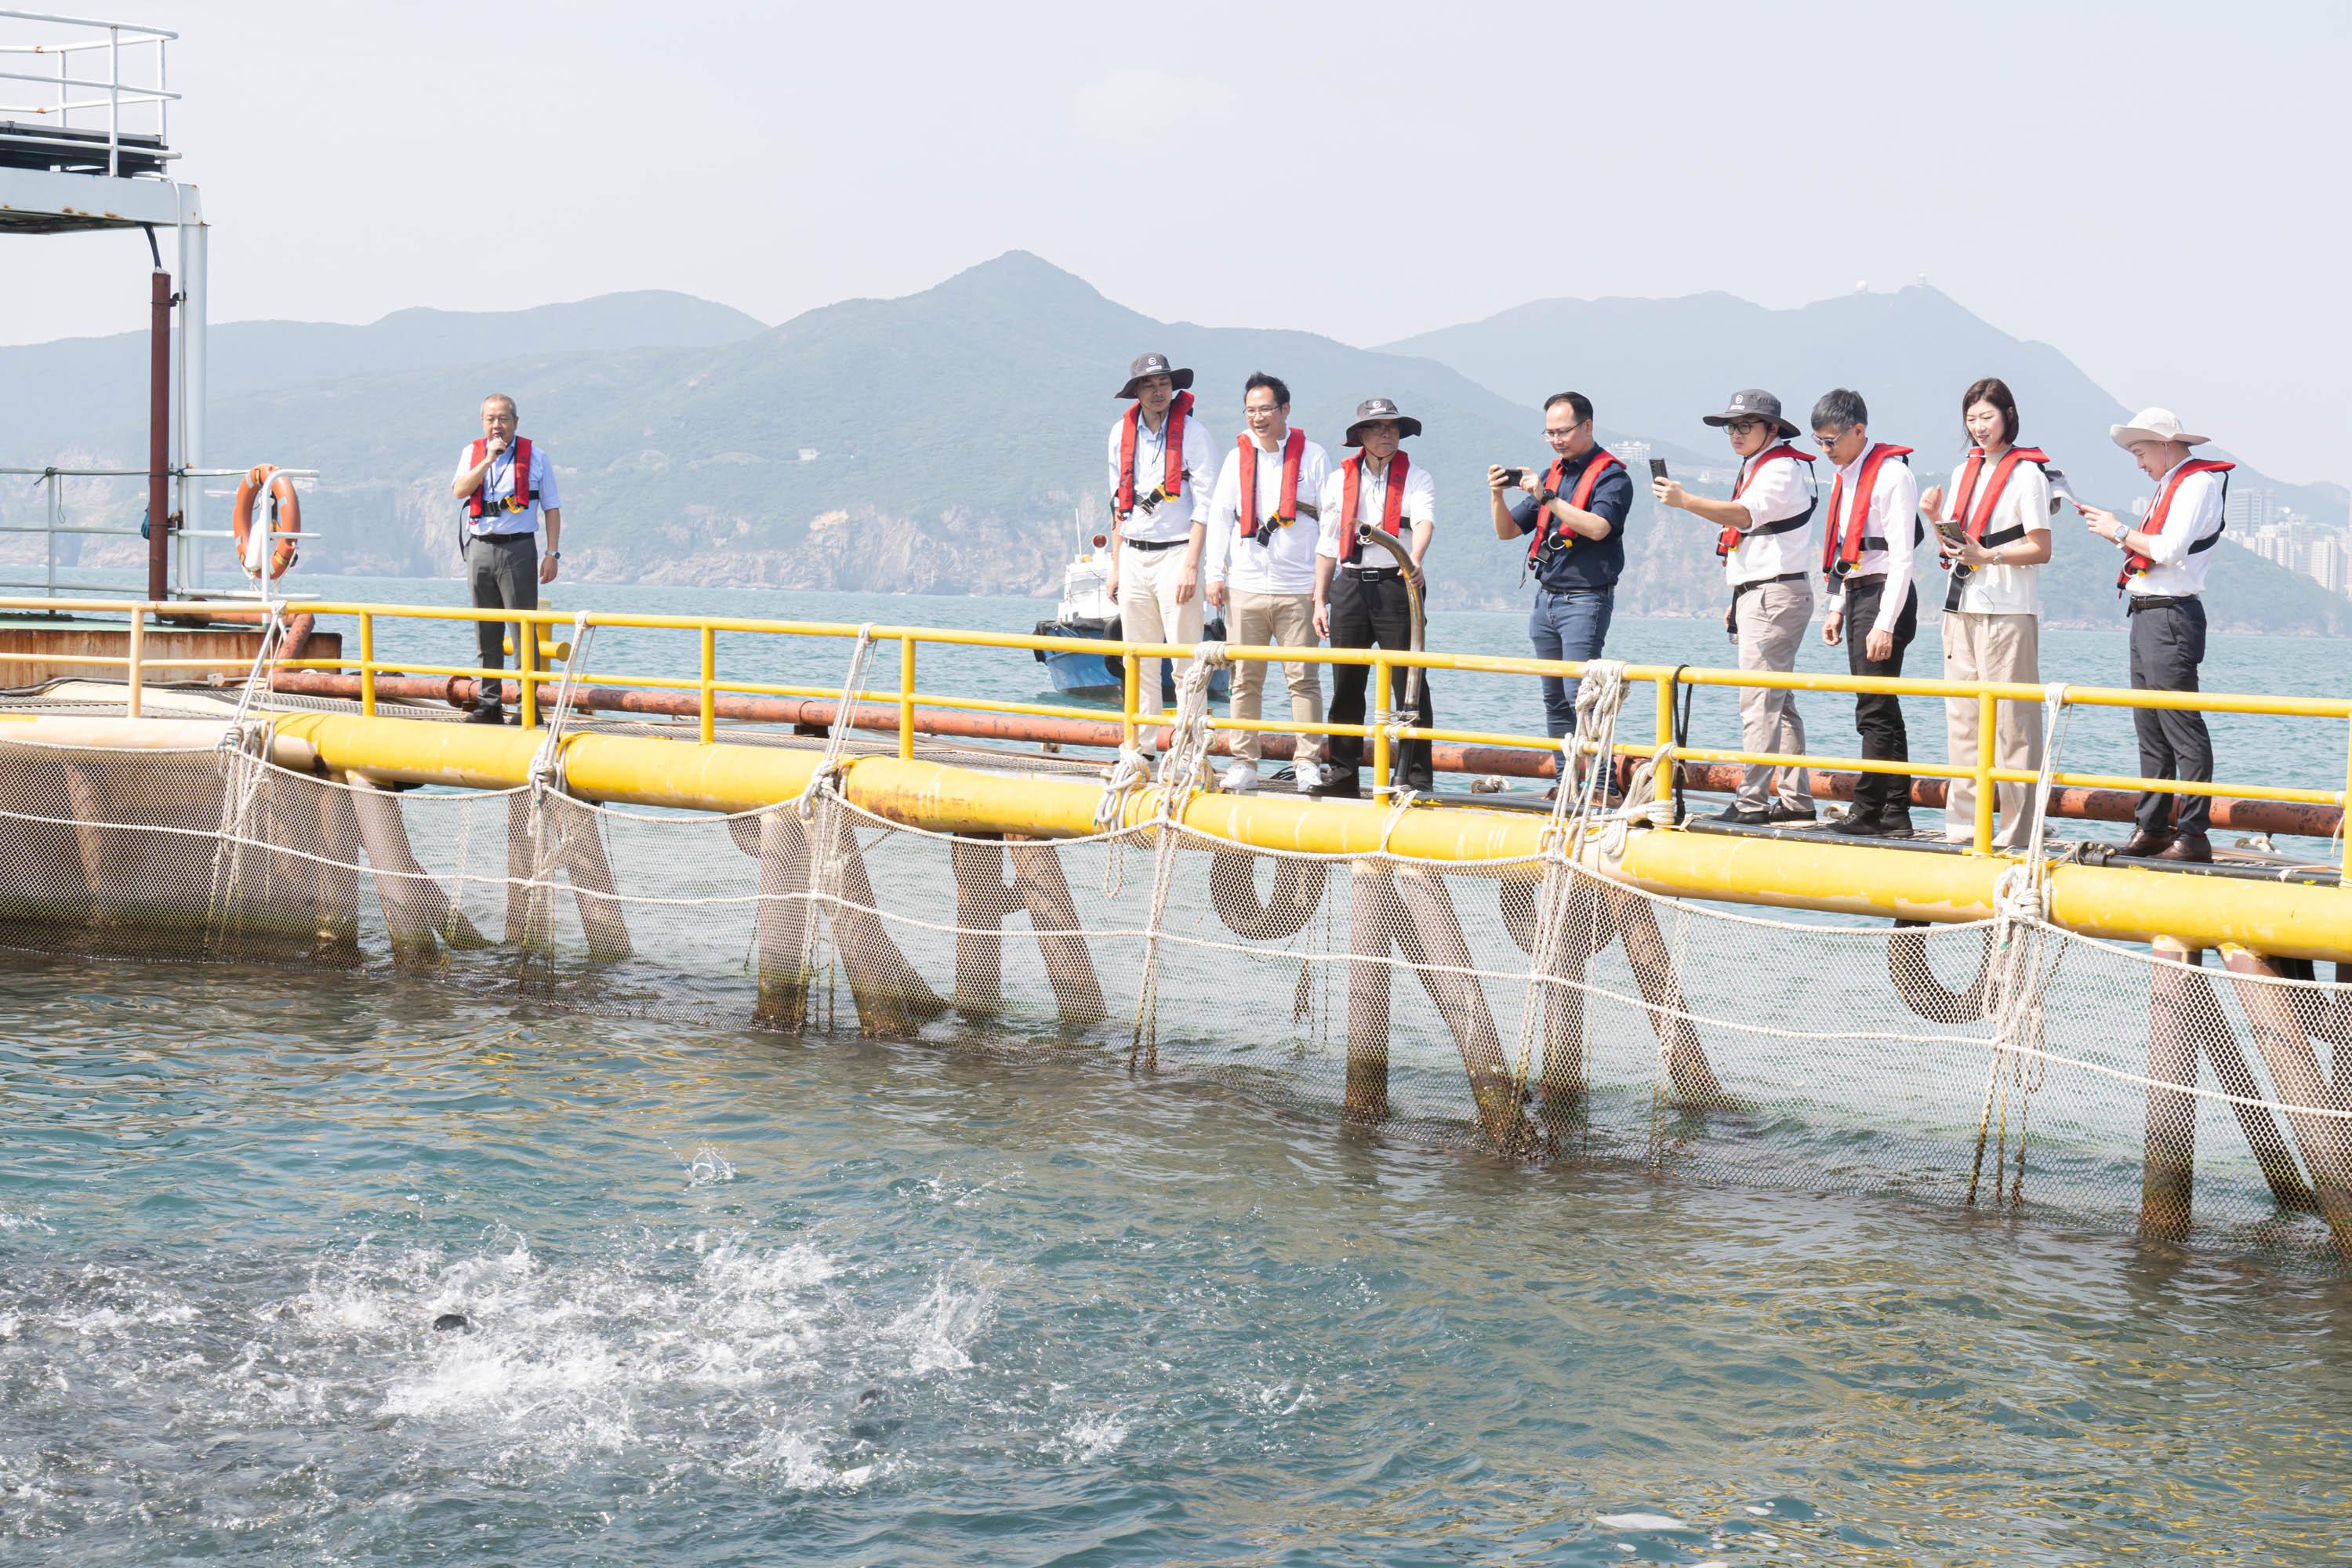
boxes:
[886,1266,993,1377]
[1044,1412,1128,1462]
[726,1426,881,1491]
[684,1146,736,1188]
[0,1207,53,1232]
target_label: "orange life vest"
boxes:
[1819,443,1915,583]
[1116,391,1193,519]
[1236,429,1305,540]
[1338,451,1411,564]
[1527,448,1624,564]
[1945,445,2051,550]
[466,436,535,521]
[1715,444,1817,557]
[2118,458,2234,593]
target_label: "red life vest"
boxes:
[1715,444,1818,557]
[1819,443,1915,583]
[1116,391,1194,519]
[1236,429,1305,539]
[466,436,535,521]
[2118,458,2234,593]
[1944,445,2051,551]
[1526,448,1624,564]
[1338,451,1413,564]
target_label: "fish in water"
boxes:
[432,1312,473,1333]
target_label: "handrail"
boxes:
[5,595,2347,871]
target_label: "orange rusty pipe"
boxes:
[259,670,2343,839]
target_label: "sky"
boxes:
[2,0,2346,489]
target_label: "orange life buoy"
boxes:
[231,464,300,579]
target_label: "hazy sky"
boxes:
[4,0,2345,487]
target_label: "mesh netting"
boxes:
[3,729,2350,1267]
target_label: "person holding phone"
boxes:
[1653,389,1819,826]
[1916,377,2052,849]
[1489,390,1634,746]
[451,393,563,725]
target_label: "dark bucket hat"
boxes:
[1344,396,1423,446]
[1701,388,1798,441]
[1116,351,1195,399]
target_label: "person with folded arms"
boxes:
[1204,372,1330,794]
[1105,351,1218,714]
[1813,388,1921,838]
[1917,376,2053,850]
[1490,390,1633,748]
[2078,408,2234,863]
[1653,389,1820,826]
[1318,397,1437,799]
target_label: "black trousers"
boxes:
[465,532,539,709]
[1841,576,1918,815]
[2128,597,2212,837]
[1326,570,1433,792]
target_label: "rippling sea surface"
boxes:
[7,583,2352,1563]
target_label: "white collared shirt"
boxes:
[1315,453,1436,564]
[1723,448,1818,586]
[2127,457,2227,598]
[1825,445,1920,633]
[1105,405,1219,544]
[1207,431,1332,595]
[1947,448,2051,618]
[452,441,562,537]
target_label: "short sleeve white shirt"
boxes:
[1723,449,1817,585]
[1207,433,1332,596]
[1316,453,1436,563]
[1947,450,2052,618]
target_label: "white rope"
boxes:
[786,624,880,1005]
[1130,641,1227,1067]
[526,612,596,792]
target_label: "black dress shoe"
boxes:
[1712,805,1772,826]
[1766,803,1817,823]
[1828,808,1883,836]
[2120,829,2175,858]
[1310,775,1362,800]
[464,706,506,725]
[2155,832,2212,863]
[1876,810,1915,837]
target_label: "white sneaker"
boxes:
[1293,760,1323,793]
[1219,762,1260,793]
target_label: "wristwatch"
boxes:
[1535,488,1558,506]
[546,550,561,561]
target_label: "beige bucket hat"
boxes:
[2110,407,2210,450]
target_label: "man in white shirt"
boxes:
[450,393,563,724]
[1315,397,1437,798]
[2079,408,2233,862]
[1204,372,1330,793]
[1105,352,1218,714]
[1812,389,1921,837]
[1653,389,1818,825]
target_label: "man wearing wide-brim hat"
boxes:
[2078,408,2234,862]
[1653,389,1822,825]
[1105,350,1218,713]
[1312,397,1438,798]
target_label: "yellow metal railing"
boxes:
[7,595,2350,871]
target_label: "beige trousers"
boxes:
[1118,542,1203,714]
[1942,610,2042,847]
[1733,578,1815,812]
[1225,588,1323,764]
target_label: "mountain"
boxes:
[1385,287,2352,631]
[3,257,2344,633]
[0,290,769,459]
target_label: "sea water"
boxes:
[4,583,2349,1563]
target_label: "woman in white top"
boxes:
[1918,377,2053,849]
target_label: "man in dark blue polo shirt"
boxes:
[1489,390,1635,739]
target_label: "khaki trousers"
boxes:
[1733,578,1814,812]
[1118,543,1203,714]
[1942,611,2042,847]
[1225,588,1323,764]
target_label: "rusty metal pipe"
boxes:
[260,670,2343,840]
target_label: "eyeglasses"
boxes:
[1725,419,1765,437]
[1541,426,1581,441]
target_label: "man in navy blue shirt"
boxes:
[1490,391,1635,741]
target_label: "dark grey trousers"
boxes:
[2127,597,2212,837]
[465,532,538,710]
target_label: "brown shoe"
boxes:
[2155,833,2212,864]
[2120,829,2175,858]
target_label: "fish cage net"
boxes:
[4,729,2352,1268]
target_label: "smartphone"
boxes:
[1649,458,1670,481]
[1932,517,1968,544]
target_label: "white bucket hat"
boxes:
[2110,407,2210,451]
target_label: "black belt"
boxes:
[1731,572,1806,599]
[2128,593,2198,613]
[1840,572,1886,587]
[1122,537,1185,553]
[1341,564,1403,579]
